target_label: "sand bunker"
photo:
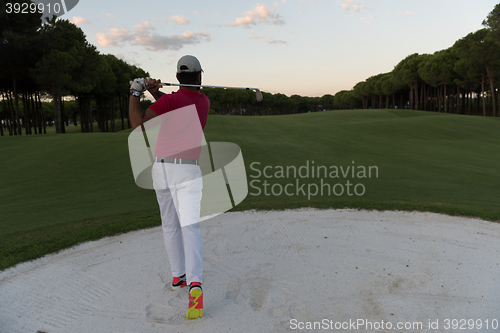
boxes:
[1,209,499,332]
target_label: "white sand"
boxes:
[1,209,499,333]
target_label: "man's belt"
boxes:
[155,157,199,165]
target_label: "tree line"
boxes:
[199,88,335,116]
[0,0,148,136]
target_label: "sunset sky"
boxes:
[63,0,496,97]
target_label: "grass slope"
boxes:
[1,109,499,270]
[205,110,500,217]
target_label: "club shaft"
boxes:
[160,82,259,91]
[129,80,263,101]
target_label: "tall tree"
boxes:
[0,0,43,135]
[320,94,334,110]
[419,49,458,113]
[92,55,117,132]
[381,73,405,109]
[482,4,500,117]
[69,43,100,133]
[393,54,426,110]
[352,81,370,109]
[454,29,500,116]
[33,18,87,133]
[483,3,500,43]
[104,54,132,131]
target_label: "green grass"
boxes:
[0,130,161,269]
[33,119,131,135]
[1,109,499,270]
[205,110,500,218]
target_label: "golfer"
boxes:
[129,55,209,320]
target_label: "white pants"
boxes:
[152,162,203,285]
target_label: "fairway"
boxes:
[206,109,500,215]
[1,109,499,270]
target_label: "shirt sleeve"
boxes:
[149,94,171,115]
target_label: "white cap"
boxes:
[177,55,203,73]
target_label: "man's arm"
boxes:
[147,78,165,101]
[129,93,158,130]
[151,90,165,101]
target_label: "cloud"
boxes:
[104,12,116,18]
[71,16,90,25]
[96,33,114,47]
[170,15,190,25]
[96,23,211,51]
[134,21,154,32]
[399,11,414,16]
[248,30,269,39]
[229,3,285,28]
[360,15,376,24]
[338,0,367,13]
[114,53,141,67]
[111,28,131,38]
[138,30,211,51]
[248,30,287,44]
[96,28,130,46]
[353,4,365,12]
[152,17,168,23]
[268,39,287,44]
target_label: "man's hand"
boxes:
[130,78,148,93]
[147,78,165,101]
[147,78,162,94]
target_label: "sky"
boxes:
[62,0,497,97]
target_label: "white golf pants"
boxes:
[152,161,203,285]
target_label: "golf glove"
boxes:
[130,77,150,93]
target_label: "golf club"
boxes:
[130,80,263,101]
[160,83,263,102]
